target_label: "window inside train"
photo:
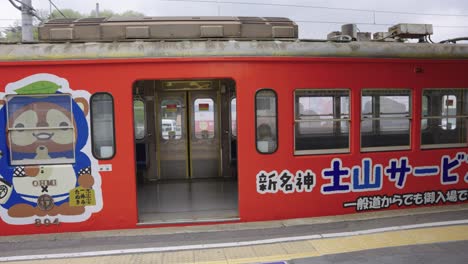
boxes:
[294,89,350,155]
[255,89,277,154]
[421,88,468,148]
[231,97,237,137]
[194,98,215,139]
[91,93,115,159]
[161,99,182,140]
[5,94,75,165]
[133,99,146,140]
[361,89,411,151]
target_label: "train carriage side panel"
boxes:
[0,57,467,235]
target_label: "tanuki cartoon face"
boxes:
[8,102,75,155]
[0,74,102,224]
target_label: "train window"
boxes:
[255,89,277,154]
[91,93,115,159]
[441,95,457,130]
[294,89,350,155]
[161,99,182,140]
[361,89,411,151]
[194,98,215,139]
[421,89,468,148]
[421,95,429,130]
[133,99,145,140]
[5,94,75,165]
[231,98,237,137]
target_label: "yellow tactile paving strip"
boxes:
[5,225,468,264]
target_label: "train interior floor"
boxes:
[137,178,239,224]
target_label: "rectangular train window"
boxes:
[6,94,75,165]
[421,95,429,130]
[421,88,468,148]
[161,99,182,140]
[194,98,215,139]
[231,97,237,137]
[91,93,115,159]
[133,99,146,140]
[361,89,411,152]
[256,89,277,154]
[294,89,350,155]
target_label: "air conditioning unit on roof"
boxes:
[388,23,433,39]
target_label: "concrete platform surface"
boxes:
[1,204,468,263]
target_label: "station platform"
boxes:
[1,204,468,264]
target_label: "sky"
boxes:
[1,0,468,42]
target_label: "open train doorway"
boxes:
[133,79,238,224]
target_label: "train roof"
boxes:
[1,41,468,61]
[1,16,468,62]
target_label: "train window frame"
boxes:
[360,89,412,152]
[421,95,429,130]
[194,98,215,140]
[133,99,146,140]
[255,89,278,154]
[230,97,237,138]
[421,88,468,149]
[160,98,183,141]
[90,92,116,160]
[5,93,76,165]
[441,95,457,130]
[294,89,350,155]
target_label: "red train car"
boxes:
[0,17,467,236]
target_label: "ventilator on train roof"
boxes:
[38,16,299,41]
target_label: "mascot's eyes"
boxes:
[46,109,73,131]
[14,123,25,132]
[59,121,69,131]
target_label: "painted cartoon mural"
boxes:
[0,74,103,225]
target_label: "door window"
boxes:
[194,98,215,139]
[161,99,182,140]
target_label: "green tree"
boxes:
[1,21,23,43]
[1,13,44,42]
[119,10,145,18]
[3,26,21,42]
[89,9,114,18]
[89,9,144,18]
[48,9,84,19]
[1,25,40,43]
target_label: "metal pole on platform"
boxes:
[21,0,33,42]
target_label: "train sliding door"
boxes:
[157,90,220,179]
[157,91,188,179]
[134,79,238,224]
[189,91,220,178]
